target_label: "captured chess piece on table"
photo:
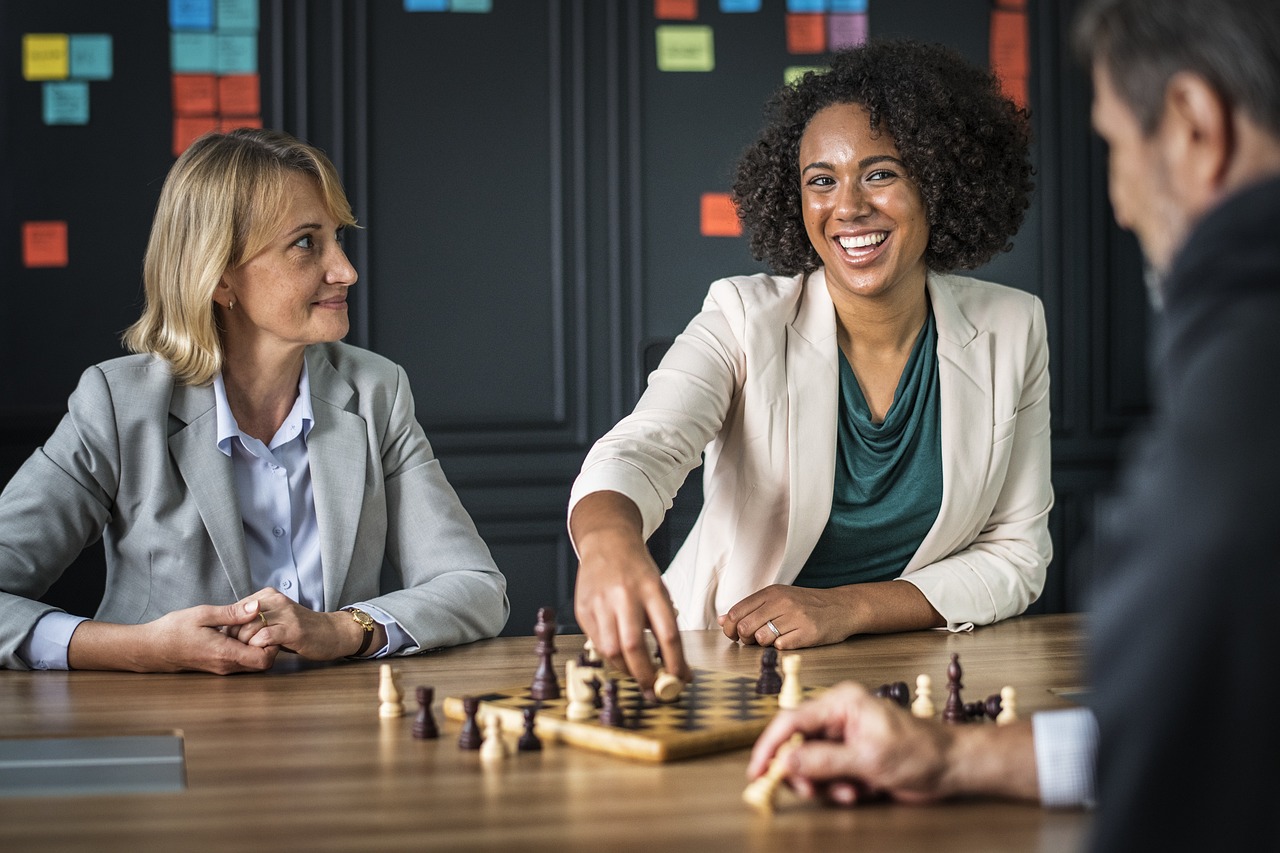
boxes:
[413,685,439,739]
[480,715,509,762]
[457,696,483,750]
[379,663,405,718]
[996,686,1018,725]
[517,705,543,752]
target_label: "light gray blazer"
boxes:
[0,342,509,669]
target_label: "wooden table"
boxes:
[0,613,1092,852]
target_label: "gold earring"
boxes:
[228,298,234,310]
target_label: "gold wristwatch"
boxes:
[343,607,376,657]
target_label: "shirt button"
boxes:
[281,579,293,590]
[273,526,285,537]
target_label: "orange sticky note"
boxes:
[22,221,69,268]
[172,74,217,116]
[173,115,219,156]
[220,115,262,132]
[700,193,741,237]
[655,0,697,20]
[218,74,260,116]
[991,9,1029,109]
[786,14,826,55]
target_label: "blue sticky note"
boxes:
[170,0,215,31]
[786,0,827,11]
[217,0,259,32]
[172,32,216,72]
[217,33,257,73]
[69,34,112,80]
[43,81,90,125]
[404,0,448,9]
[720,0,762,11]
[830,0,868,12]
[450,0,492,10]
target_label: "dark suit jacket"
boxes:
[0,342,509,669]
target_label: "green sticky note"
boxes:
[43,81,90,125]
[656,25,714,72]
[216,33,257,73]
[216,0,259,31]
[450,0,492,10]
[172,32,216,72]
[69,34,112,80]
[784,65,827,86]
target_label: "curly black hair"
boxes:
[731,39,1033,275]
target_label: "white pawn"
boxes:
[778,653,803,710]
[480,714,509,761]
[565,659,594,722]
[653,668,683,702]
[583,638,600,665]
[996,686,1018,725]
[911,673,935,719]
[742,733,803,813]
[378,663,404,718]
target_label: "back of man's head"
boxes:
[1073,0,1280,136]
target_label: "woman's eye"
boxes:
[807,175,834,187]
[867,169,895,181]
[293,235,314,249]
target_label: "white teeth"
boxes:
[838,233,887,249]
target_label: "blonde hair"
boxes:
[123,128,357,385]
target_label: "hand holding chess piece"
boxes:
[743,733,804,813]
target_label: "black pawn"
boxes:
[530,606,561,701]
[942,653,967,724]
[412,686,439,739]
[874,682,910,708]
[600,678,625,727]
[517,705,542,752]
[457,695,483,749]
[756,647,782,695]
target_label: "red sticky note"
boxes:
[172,74,217,116]
[655,0,697,20]
[218,74,260,117]
[22,221,69,268]
[173,115,219,157]
[991,9,1029,109]
[786,14,826,55]
[700,193,742,237]
[220,115,262,132]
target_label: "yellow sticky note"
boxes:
[656,25,714,72]
[23,33,70,81]
[784,65,826,87]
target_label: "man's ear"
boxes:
[1159,71,1234,203]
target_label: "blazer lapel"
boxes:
[168,382,253,599]
[305,348,368,611]
[910,273,994,567]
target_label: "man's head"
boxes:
[1073,0,1280,276]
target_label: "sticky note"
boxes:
[216,33,257,74]
[68,34,113,80]
[991,8,1029,109]
[43,81,90,125]
[220,115,262,132]
[172,32,216,72]
[700,193,742,237]
[172,74,217,115]
[786,14,826,54]
[828,13,867,50]
[22,222,69,268]
[784,65,826,86]
[655,25,714,72]
[173,115,219,157]
[655,0,697,20]
[450,0,492,11]
[786,0,826,11]
[217,0,259,32]
[720,0,760,10]
[218,74,260,115]
[830,0,867,11]
[171,0,215,30]
[404,0,448,9]
[23,34,70,81]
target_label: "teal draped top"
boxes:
[793,306,943,588]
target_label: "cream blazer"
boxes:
[569,269,1052,631]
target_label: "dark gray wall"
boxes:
[1,0,1147,633]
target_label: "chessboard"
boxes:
[442,668,821,762]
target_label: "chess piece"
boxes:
[875,681,910,708]
[653,669,683,702]
[378,663,404,718]
[480,714,509,762]
[530,606,561,701]
[517,705,543,751]
[778,653,803,710]
[412,685,439,739]
[582,638,601,665]
[457,696,483,750]
[742,733,803,813]
[565,659,594,721]
[942,652,967,723]
[600,678,625,727]
[996,686,1018,725]
[911,673,935,718]
[756,647,782,695]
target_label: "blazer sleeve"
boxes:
[901,296,1053,626]
[359,364,509,651]
[0,366,119,669]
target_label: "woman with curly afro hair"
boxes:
[568,39,1051,692]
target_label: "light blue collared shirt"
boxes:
[19,363,406,669]
[1033,707,1099,808]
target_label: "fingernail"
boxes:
[246,600,259,613]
